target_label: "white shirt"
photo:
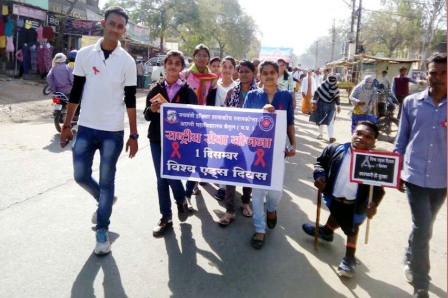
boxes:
[151,65,164,82]
[332,149,358,200]
[215,80,237,107]
[300,76,317,96]
[73,38,137,131]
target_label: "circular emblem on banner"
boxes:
[259,115,274,132]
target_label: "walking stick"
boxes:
[364,185,374,244]
[314,190,322,249]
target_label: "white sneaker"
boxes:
[94,228,111,255]
[91,196,118,224]
[317,134,323,139]
[186,197,194,211]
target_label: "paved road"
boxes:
[0,88,446,298]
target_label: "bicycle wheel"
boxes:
[378,117,399,142]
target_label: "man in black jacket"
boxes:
[302,121,385,277]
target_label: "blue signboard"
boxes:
[160,104,287,191]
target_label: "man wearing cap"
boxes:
[46,53,73,95]
[391,66,418,119]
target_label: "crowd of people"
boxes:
[55,6,446,298]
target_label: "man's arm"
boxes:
[124,85,138,158]
[60,75,85,147]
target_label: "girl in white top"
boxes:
[215,56,237,107]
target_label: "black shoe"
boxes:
[177,200,189,222]
[251,233,265,249]
[153,218,173,237]
[214,188,225,201]
[413,289,429,298]
[266,210,277,229]
[302,223,334,242]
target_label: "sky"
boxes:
[98,0,383,55]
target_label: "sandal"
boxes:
[251,233,265,249]
[241,204,253,217]
[218,212,236,226]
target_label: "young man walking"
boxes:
[60,6,138,255]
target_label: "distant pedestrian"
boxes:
[391,66,418,119]
[136,59,145,89]
[394,53,447,298]
[349,75,378,133]
[59,6,138,255]
[301,70,316,114]
[151,62,164,83]
[309,73,341,143]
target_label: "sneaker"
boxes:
[413,289,429,298]
[186,197,194,211]
[94,228,111,255]
[403,260,413,284]
[337,256,356,278]
[317,134,323,139]
[302,223,334,242]
[214,188,225,201]
[177,200,189,222]
[192,183,201,195]
[153,218,173,237]
[329,137,336,143]
[91,196,118,224]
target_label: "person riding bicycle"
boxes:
[46,53,74,96]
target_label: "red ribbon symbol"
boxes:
[254,148,266,167]
[93,67,100,75]
[170,142,181,158]
[440,119,447,127]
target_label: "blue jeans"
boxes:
[150,142,186,219]
[252,188,283,233]
[72,126,124,230]
[405,182,446,290]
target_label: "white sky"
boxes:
[98,0,382,55]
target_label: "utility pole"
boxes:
[331,19,336,61]
[355,0,362,54]
[344,0,356,59]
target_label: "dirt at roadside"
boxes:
[0,76,52,124]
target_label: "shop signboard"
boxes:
[13,3,47,20]
[65,17,102,36]
[126,22,150,44]
[259,47,293,63]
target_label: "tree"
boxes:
[55,0,80,51]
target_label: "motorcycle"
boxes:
[52,92,77,132]
[376,88,400,142]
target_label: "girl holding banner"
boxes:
[243,60,296,249]
[144,50,198,237]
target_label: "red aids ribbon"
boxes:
[254,148,266,167]
[440,119,447,127]
[93,67,100,75]
[170,142,181,158]
[278,103,284,110]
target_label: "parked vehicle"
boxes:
[144,55,190,75]
[376,87,399,142]
[52,92,77,132]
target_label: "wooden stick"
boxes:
[314,190,322,249]
[364,185,374,244]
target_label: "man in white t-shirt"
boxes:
[59,6,138,255]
